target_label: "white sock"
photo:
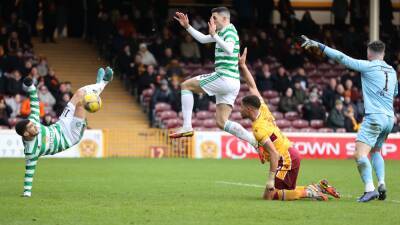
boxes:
[365,182,375,192]
[224,120,258,147]
[81,83,106,95]
[378,181,385,186]
[181,90,193,129]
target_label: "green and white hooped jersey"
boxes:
[214,23,240,80]
[23,87,72,194]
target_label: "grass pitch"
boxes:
[1,158,399,225]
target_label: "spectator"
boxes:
[4,94,22,118]
[137,65,157,98]
[355,95,365,121]
[117,44,134,76]
[41,0,57,43]
[138,43,157,66]
[255,64,274,92]
[194,93,211,112]
[299,11,319,36]
[44,67,60,96]
[327,99,345,130]
[272,66,290,94]
[332,0,348,30]
[192,15,207,31]
[38,85,56,113]
[165,59,183,81]
[158,47,174,67]
[37,57,49,77]
[284,48,304,70]
[322,78,337,111]
[180,35,201,63]
[292,67,308,89]
[341,70,361,89]
[150,79,175,125]
[293,80,307,104]
[170,78,181,112]
[116,13,135,38]
[7,31,21,54]
[279,87,299,113]
[302,92,326,121]
[278,0,295,25]
[0,96,12,127]
[54,93,70,116]
[344,105,360,132]
[6,70,23,95]
[20,96,45,118]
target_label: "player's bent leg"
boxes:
[217,104,258,147]
[170,77,206,138]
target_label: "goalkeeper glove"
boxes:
[299,35,326,56]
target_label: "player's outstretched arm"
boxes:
[300,35,370,72]
[22,156,38,197]
[22,77,40,125]
[174,12,215,44]
[239,48,264,103]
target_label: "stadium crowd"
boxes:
[0,10,70,129]
[89,1,400,132]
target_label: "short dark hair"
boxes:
[242,95,261,109]
[15,119,30,136]
[368,40,385,53]
[211,7,230,16]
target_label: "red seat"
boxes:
[281,127,300,132]
[196,111,213,120]
[300,127,318,132]
[191,118,202,127]
[164,119,180,129]
[336,128,347,133]
[155,103,171,114]
[310,119,324,129]
[208,103,217,112]
[268,104,278,112]
[203,119,217,128]
[272,111,283,120]
[284,111,299,121]
[268,97,280,106]
[275,119,291,129]
[262,90,279,99]
[159,110,178,122]
[230,111,242,120]
[318,128,334,133]
[141,88,154,98]
[292,119,309,129]
[240,84,249,92]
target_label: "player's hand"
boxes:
[174,12,190,29]
[299,35,319,50]
[22,77,34,92]
[238,47,247,67]
[208,17,216,36]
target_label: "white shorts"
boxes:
[196,72,240,106]
[58,102,86,146]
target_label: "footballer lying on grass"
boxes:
[15,67,113,197]
[238,48,340,201]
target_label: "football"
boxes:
[83,92,102,113]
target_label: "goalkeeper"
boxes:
[300,35,398,202]
[15,67,113,197]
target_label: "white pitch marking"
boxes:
[216,181,400,204]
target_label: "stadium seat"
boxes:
[196,111,214,120]
[318,128,334,133]
[336,128,346,133]
[164,119,180,129]
[159,110,178,122]
[230,111,242,120]
[203,119,217,128]
[284,111,299,121]
[281,127,300,132]
[310,120,324,129]
[275,119,291,129]
[292,119,309,129]
[268,97,280,106]
[272,111,283,120]
[268,104,278,112]
[155,103,171,115]
[262,90,279,99]
[208,103,216,112]
[240,84,249,92]
[300,127,318,132]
